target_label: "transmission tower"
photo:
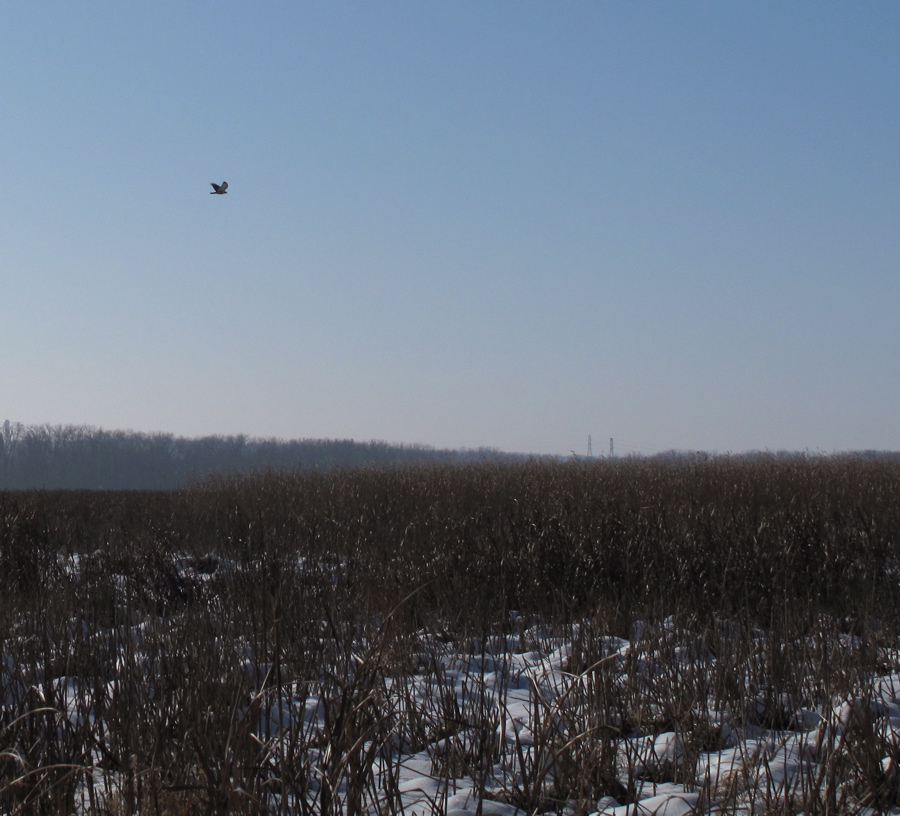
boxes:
[587,435,592,457]
[609,437,614,457]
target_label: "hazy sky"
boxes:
[3,3,898,455]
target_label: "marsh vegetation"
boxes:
[2,456,900,814]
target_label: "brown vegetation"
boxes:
[2,455,900,813]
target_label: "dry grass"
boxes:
[2,455,900,813]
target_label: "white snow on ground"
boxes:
[6,553,900,814]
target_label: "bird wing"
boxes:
[221,181,228,190]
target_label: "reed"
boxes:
[1,455,899,813]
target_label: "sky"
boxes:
[3,2,899,456]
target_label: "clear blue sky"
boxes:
[3,2,898,455]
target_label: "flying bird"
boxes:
[210,182,228,195]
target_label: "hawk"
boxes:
[210,182,228,195]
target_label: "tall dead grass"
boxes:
[1,455,899,813]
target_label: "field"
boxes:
[2,456,900,815]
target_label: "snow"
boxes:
[6,551,900,814]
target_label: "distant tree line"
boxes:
[0,422,518,489]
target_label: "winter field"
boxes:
[2,456,900,815]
